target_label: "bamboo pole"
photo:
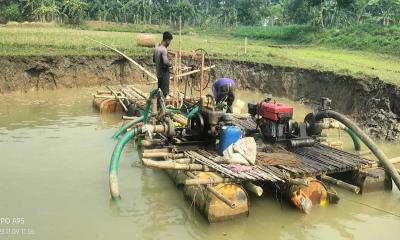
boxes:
[122,116,136,120]
[176,65,215,78]
[186,172,235,209]
[142,148,169,153]
[244,37,247,54]
[185,177,236,185]
[96,90,112,94]
[179,16,182,54]
[321,175,360,194]
[390,156,400,164]
[358,170,380,179]
[128,85,148,99]
[173,51,178,106]
[142,158,210,171]
[92,39,157,81]
[142,152,185,159]
[206,186,236,209]
[140,139,163,147]
[287,178,310,187]
[199,53,205,98]
[148,65,216,84]
[106,86,128,112]
[178,17,182,108]
[93,94,128,99]
[174,158,192,164]
[244,182,263,196]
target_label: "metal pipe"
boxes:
[321,119,361,151]
[314,110,400,191]
[112,116,144,139]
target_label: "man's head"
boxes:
[162,32,173,47]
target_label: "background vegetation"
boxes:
[1,0,399,55]
[0,0,399,27]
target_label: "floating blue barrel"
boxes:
[219,126,242,155]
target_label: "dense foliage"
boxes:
[0,0,399,27]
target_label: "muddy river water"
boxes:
[0,87,399,240]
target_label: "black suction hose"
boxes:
[313,110,400,191]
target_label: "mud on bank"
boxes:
[0,56,399,141]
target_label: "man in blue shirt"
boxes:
[211,77,236,113]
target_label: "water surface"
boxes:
[0,87,399,240]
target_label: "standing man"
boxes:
[212,77,236,113]
[153,32,173,97]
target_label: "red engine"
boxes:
[249,99,314,146]
[248,100,294,141]
[257,101,293,122]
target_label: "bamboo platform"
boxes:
[146,141,375,185]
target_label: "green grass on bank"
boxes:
[232,25,317,42]
[231,24,400,56]
[312,24,400,56]
[0,23,399,86]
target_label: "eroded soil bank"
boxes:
[0,56,399,141]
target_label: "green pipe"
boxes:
[112,116,144,139]
[166,108,182,113]
[314,110,400,191]
[187,105,199,118]
[109,127,142,200]
[344,127,361,151]
[143,89,159,123]
[112,89,158,139]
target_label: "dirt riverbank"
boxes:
[0,56,399,141]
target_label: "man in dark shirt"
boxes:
[153,32,173,97]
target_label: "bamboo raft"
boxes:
[141,138,375,183]
[95,85,394,222]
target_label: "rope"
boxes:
[343,196,400,218]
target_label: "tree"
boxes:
[236,0,268,25]
[366,0,400,25]
[62,0,88,24]
[0,2,23,22]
